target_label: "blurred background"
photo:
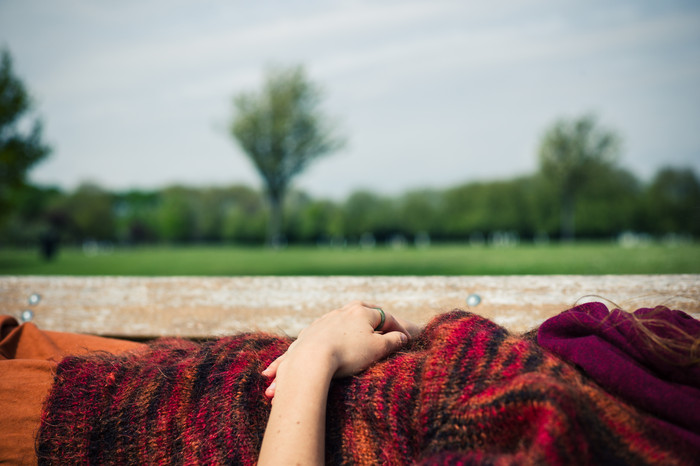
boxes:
[0,0,698,275]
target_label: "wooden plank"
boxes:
[1,275,698,338]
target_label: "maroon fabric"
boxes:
[537,302,700,451]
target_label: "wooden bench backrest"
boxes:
[1,275,698,338]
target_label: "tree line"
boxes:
[1,163,697,248]
[1,49,698,250]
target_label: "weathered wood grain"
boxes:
[1,275,698,338]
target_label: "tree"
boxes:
[574,167,641,237]
[343,191,399,242]
[230,65,344,246]
[397,189,442,238]
[65,183,116,241]
[0,48,51,223]
[538,115,620,240]
[643,167,700,236]
[156,186,195,243]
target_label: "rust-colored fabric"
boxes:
[0,315,143,465]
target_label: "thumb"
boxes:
[379,330,409,356]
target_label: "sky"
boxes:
[1,0,699,200]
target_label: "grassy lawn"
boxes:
[1,242,699,275]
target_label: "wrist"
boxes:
[260,345,334,466]
[276,345,337,387]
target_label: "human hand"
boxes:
[262,301,418,399]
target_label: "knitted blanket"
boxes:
[37,309,693,465]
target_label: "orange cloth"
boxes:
[0,315,143,465]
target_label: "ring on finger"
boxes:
[373,307,386,331]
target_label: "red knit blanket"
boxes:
[37,310,693,464]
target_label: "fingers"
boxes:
[263,339,299,398]
[369,306,409,338]
[262,301,417,399]
[395,315,421,338]
[262,357,281,400]
[264,379,277,399]
[345,300,412,338]
[380,330,409,354]
[262,353,284,378]
[334,330,409,378]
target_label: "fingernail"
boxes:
[400,333,408,344]
[266,381,276,393]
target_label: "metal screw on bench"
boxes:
[466,294,481,307]
[28,293,41,305]
[21,293,41,322]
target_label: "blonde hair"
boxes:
[623,306,700,367]
[569,295,700,367]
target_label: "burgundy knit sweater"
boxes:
[37,309,695,464]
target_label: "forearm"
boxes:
[258,348,335,465]
[257,302,412,464]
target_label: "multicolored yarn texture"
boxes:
[37,309,693,465]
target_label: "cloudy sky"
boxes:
[1,0,699,199]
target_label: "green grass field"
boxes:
[1,242,699,275]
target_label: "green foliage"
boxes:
[2,166,698,248]
[114,189,159,244]
[65,183,116,241]
[575,168,641,237]
[230,65,344,245]
[0,48,51,222]
[398,190,443,237]
[539,115,621,240]
[342,191,400,241]
[156,187,194,243]
[287,197,343,243]
[145,185,271,244]
[643,167,700,235]
[221,186,268,244]
[441,178,540,240]
[0,184,60,245]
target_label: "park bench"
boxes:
[1,275,698,339]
